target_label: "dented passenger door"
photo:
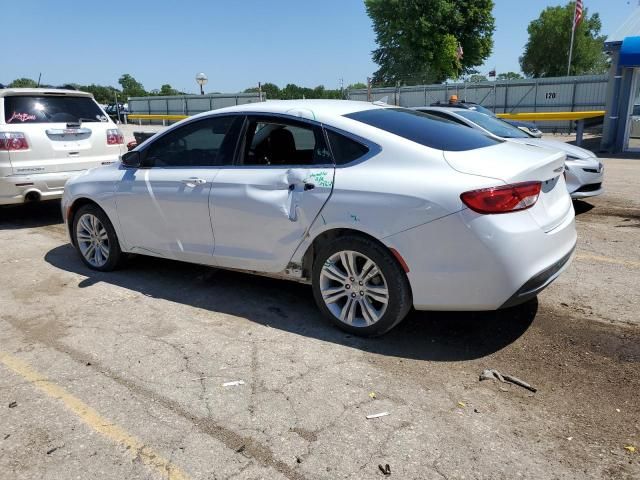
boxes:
[209,115,335,273]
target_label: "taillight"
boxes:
[106,129,124,145]
[0,132,29,151]
[460,181,542,214]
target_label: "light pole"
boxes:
[195,73,208,95]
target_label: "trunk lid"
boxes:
[444,141,572,232]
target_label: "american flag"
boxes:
[574,0,583,29]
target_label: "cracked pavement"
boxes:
[0,158,639,479]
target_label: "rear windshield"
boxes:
[344,108,500,151]
[4,95,108,124]
[455,110,530,139]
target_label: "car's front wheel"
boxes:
[312,235,412,336]
[72,204,124,271]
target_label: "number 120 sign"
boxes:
[545,92,557,99]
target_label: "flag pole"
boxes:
[567,3,577,76]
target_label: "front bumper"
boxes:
[0,171,83,205]
[566,158,604,199]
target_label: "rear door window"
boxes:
[4,95,108,124]
[345,108,500,151]
[240,117,332,166]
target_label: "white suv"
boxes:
[0,88,126,205]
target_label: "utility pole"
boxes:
[339,77,344,99]
[258,81,263,101]
[367,77,372,102]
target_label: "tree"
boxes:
[496,71,524,81]
[365,0,495,85]
[520,2,608,77]
[347,82,367,90]
[469,74,488,82]
[79,84,121,104]
[158,84,179,96]
[118,74,146,98]
[9,78,38,88]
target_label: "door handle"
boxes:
[304,183,315,191]
[181,178,206,186]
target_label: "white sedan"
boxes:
[62,100,576,336]
[415,106,604,199]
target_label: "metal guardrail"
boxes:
[127,114,188,124]
[496,111,605,121]
[497,111,605,146]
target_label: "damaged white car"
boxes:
[62,100,577,336]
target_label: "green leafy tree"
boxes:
[79,84,121,104]
[520,2,608,77]
[118,73,147,98]
[244,82,281,99]
[9,77,38,88]
[365,0,495,85]
[496,71,524,81]
[158,84,179,96]
[347,82,368,90]
[469,74,488,82]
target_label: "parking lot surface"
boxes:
[1,159,638,479]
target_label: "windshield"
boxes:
[345,108,500,151]
[464,104,495,117]
[4,95,108,124]
[455,110,530,138]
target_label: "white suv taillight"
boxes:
[106,129,124,145]
[0,132,29,151]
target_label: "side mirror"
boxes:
[121,150,141,168]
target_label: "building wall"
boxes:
[347,75,608,133]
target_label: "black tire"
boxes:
[312,235,412,337]
[71,203,125,271]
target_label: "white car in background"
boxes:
[62,100,576,336]
[415,106,604,199]
[0,88,126,205]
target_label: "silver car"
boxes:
[63,101,576,336]
[415,106,604,199]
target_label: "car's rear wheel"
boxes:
[72,204,124,271]
[312,235,412,336]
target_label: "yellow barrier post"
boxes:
[496,111,605,146]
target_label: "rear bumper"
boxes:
[384,206,577,311]
[0,171,83,205]
[499,245,576,309]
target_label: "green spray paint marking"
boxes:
[306,171,333,188]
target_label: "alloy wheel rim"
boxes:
[76,213,110,267]
[319,250,389,327]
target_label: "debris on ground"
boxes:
[46,446,60,455]
[378,463,391,475]
[624,445,636,453]
[479,369,537,393]
[369,392,377,399]
[8,401,17,408]
[366,412,390,419]
[222,380,245,387]
[235,444,246,453]
[457,402,466,408]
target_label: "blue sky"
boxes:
[1,0,636,93]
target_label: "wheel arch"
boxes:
[66,197,103,246]
[300,227,411,281]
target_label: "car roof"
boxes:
[201,99,384,123]
[0,88,93,98]
[412,106,464,114]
